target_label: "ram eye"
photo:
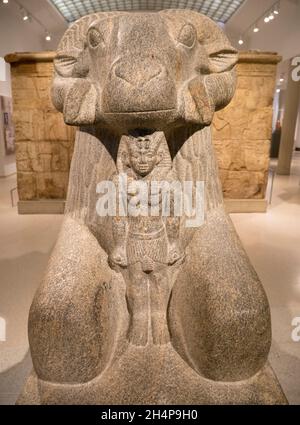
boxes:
[88,28,104,48]
[178,24,196,48]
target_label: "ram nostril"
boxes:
[114,60,163,87]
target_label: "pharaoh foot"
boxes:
[151,313,170,345]
[127,314,149,346]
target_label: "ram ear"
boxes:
[52,13,114,123]
[53,14,98,78]
[208,48,238,73]
[54,47,89,79]
[204,27,238,74]
[201,18,238,111]
[51,14,99,118]
[161,10,238,124]
[204,39,238,111]
[161,9,238,73]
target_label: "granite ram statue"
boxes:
[18,10,287,404]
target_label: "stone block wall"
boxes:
[5,51,280,211]
[5,53,75,201]
[213,52,281,200]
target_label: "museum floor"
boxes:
[0,153,300,405]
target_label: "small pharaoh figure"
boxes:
[108,132,185,346]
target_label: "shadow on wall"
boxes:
[0,250,53,335]
[270,339,300,405]
[278,186,300,205]
[0,250,54,405]
[276,185,300,204]
[242,241,300,308]
[0,350,32,405]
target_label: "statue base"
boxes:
[17,344,287,405]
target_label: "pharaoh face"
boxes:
[127,137,161,177]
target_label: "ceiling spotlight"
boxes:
[276,89,280,93]
[279,77,284,82]
[253,26,259,33]
[264,16,270,23]
[269,13,274,20]
[45,33,52,42]
[3,0,9,4]
[238,38,244,45]
[21,9,29,21]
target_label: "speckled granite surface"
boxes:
[18,10,287,404]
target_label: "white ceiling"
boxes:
[0,0,67,55]
[226,0,300,58]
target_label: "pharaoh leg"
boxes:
[150,266,172,345]
[126,263,149,346]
